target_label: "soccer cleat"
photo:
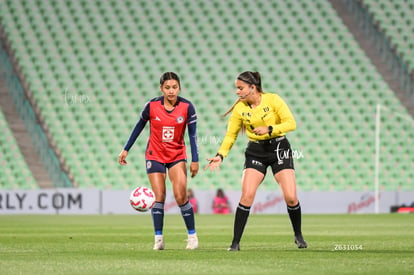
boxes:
[186,233,198,250]
[227,243,240,251]
[294,234,308,249]
[153,235,164,250]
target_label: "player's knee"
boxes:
[174,194,187,205]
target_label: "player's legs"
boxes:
[148,172,167,250]
[167,161,188,205]
[147,160,168,250]
[148,172,167,202]
[147,172,167,250]
[168,160,198,249]
[274,169,307,248]
[229,168,265,251]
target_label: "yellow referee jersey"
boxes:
[218,92,296,157]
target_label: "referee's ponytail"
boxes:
[222,98,241,118]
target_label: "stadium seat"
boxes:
[0,0,412,191]
[0,109,37,189]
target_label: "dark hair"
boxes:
[216,188,225,197]
[237,71,262,92]
[222,71,263,117]
[160,72,181,87]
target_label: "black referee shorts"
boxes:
[244,136,294,175]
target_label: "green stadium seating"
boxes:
[0,0,413,191]
[0,109,37,189]
[357,0,414,96]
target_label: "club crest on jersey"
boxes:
[176,116,184,123]
[162,126,175,142]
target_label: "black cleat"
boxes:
[227,243,240,251]
[294,234,308,249]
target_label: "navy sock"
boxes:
[151,202,164,235]
[179,201,196,234]
[287,202,302,236]
[232,203,251,245]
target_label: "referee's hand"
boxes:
[205,156,222,171]
[118,150,128,165]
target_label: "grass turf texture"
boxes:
[0,214,413,274]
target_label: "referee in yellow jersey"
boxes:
[206,71,307,251]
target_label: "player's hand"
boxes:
[190,162,199,178]
[205,156,222,171]
[118,150,128,165]
[252,126,269,136]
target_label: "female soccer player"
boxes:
[119,72,199,250]
[206,71,307,251]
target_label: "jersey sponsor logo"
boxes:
[162,126,175,142]
[176,116,184,123]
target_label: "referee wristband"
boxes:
[216,153,224,162]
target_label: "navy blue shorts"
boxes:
[244,136,294,175]
[146,159,186,174]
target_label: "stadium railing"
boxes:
[0,34,72,188]
[346,0,414,101]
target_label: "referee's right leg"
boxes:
[229,167,264,251]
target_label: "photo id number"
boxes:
[334,244,363,251]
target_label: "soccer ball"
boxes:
[129,186,156,212]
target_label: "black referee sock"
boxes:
[287,202,302,236]
[231,203,251,245]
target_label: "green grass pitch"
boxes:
[0,214,413,274]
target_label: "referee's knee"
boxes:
[240,196,255,207]
[285,197,299,207]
